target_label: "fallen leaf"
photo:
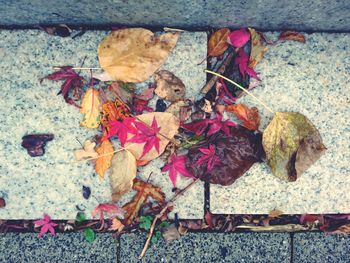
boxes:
[98,28,180,82]
[95,139,115,178]
[268,209,284,218]
[21,134,54,157]
[208,28,231,57]
[161,224,180,242]
[235,49,260,80]
[41,66,84,107]
[74,140,98,161]
[122,178,165,225]
[263,112,326,182]
[154,70,186,102]
[135,87,155,101]
[84,228,95,242]
[125,112,180,162]
[34,214,58,238]
[108,82,135,107]
[110,150,137,201]
[227,28,250,48]
[40,24,71,37]
[0,198,6,208]
[92,203,124,223]
[109,218,125,232]
[80,88,101,129]
[139,215,153,230]
[328,224,350,236]
[248,28,269,69]
[106,117,137,146]
[195,144,222,173]
[180,135,204,149]
[92,71,114,82]
[161,153,194,187]
[279,31,306,43]
[226,103,260,130]
[186,126,264,185]
[133,98,154,115]
[165,101,191,122]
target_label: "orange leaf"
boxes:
[95,139,114,178]
[279,31,306,43]
[122,178,165,225]
[226,104,260,131]
[268,209,284,218]
[109,217,125,232]
[208,28,230,57]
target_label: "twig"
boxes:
[205,70,274,114]
[139,178,200,259]
[163,27,186,32]
[53,67,102,70]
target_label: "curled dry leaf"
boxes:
[98,28,180,83]
[208,28,230,57]
[226,103,260,131]
[74,140,98,161]
[154,70,186,102]
[263,112,326,182]
[248,28,269,69]
[80,88,101,129]
[21,134,54,157]
[161,224,181,242]
[279,31,306,43]
[109,218,125,232]
[125,112,180,162]
[110,150,137,202]
[165,100,191,122]
[95,139,114,179]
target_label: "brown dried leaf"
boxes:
[0,198,5,208]
[154,70,186,102]
[208,28,230,57]
[268,209,284,218]
[248,28,268,69]
[110,150,137,202]
[109,218,125,232]
[165,100,191,122]
[98,28,180,83]
[226,103,260,131]
[74,140,98,161]
[279,31,306,43]
[161,224,181,242]
[95,139,114,179]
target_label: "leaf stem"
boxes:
[205,70,274,114]
[53,67,102,70]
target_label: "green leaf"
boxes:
[84,228,96,243]
[263,112,326,182]
[158,221,170,229]
[139,216,153,231]
[151,230,162,245]
[75,212,87,223]
[181,135,204,149]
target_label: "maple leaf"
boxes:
[227,28,250,48]
[235,49,260,80]
[181,119,210,136]
[41,66,84,107]
[106,117,136,146]
[92,203,124,224]
[161,153,194,187]
[122,178,165,225]
[34,214,58,238]
[109,218,125,232]
[195,144,221,173]
[128,117,161,157]
[133,98,154,115]
[95,139,114,178]
[226,104,260,131]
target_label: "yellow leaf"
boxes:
[98,28,180,83]
[248,28,268,69]
[109,218,124,232]
[110,150,137,202]
[80,88,101,128]
[95,139,114,179]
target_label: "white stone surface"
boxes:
[210,33,350,214]
[0,30,206,219]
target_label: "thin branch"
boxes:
[139,178,200,259]
[53,67,102,70]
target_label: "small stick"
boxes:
[139,178,200,259]
[163,27,186,32]
[205,70,274,114]
[53,67,102,70]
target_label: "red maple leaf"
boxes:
[235,49,260,80]
[34,214,58,238]
[92,203,124,224]
[41,66,84,107]
[195,144,221,173]
[161,153,194,187]
[133,98,154,115]
[106,117,136,146]
[128,117,161,157]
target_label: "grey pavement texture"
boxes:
[0,232,118,263]
[294,233,350,263]
[0,0,349,31]
[120,232,291,263]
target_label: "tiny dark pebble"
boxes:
[0,198,5,208]
[82,186,91,199]
[155,99,167,112]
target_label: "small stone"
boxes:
[0,197,6,208]
[82,186,91,199]
[155,99,167,112]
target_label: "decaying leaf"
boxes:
[0,198,5,208]
[248,28,269,69]
[165,100,191,122]
[268,209,284,218]
[98,28,180,83]
[208,28,230,57]
[108,82,135,107]
[21,134,54,157]
[122,178,165,225]
[95,139,114,179]
[80,88,101,129]
[125,112,180,162]
[154,70,186,102]
[263,112,326,182]
[110,150,137,201]
[226,103,260,130]
[109,218,125,232]
[74,140,99,161]
[161,224,181,242]
[279,31,306,43]
[186,126,264,186]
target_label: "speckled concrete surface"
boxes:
[0,0,349,31]
[211,32,350,214]
[120,232,291,262]
[0,30,205,219]
[0,232,117,263]
[294,233,350,263]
